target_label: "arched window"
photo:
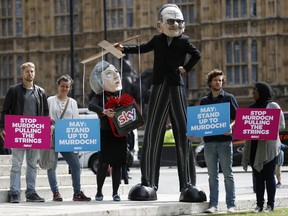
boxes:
[251,0,257,16]
[251,40,258,82]
[226,42,232,63]
[241,0,247,17]
[251,40,257,61]
[234,41,240,63]
[226,40,249,85]
[226,0,232,18]
[233,0,239,18]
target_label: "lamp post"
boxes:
[70,0,75,98]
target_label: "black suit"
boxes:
[124,33,201,191]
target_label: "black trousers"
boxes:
[141,80,190,191]
[252,157,277,209]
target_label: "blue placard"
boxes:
[54,119,100,152]
[187,103,230,137]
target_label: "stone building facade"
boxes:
[0,0,287,110]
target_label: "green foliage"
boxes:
[214,208,288,216]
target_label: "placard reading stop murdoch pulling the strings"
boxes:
[4,115,51,149]
[234,108,281,140]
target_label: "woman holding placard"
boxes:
[46,74,91,202]
[242,81,285,213]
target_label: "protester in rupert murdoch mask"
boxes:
[116,4,206,202]
[89,60,131,202]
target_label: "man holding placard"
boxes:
[0,62,49,203]
[200,69,238,213]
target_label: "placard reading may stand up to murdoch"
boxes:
[234,108,280,140]
[54,119,100,152]
[187,103,230,137]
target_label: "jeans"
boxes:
[47,152,81,194]
[204,141,235,208]
[10,148,39,196]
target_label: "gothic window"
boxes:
[0,56,13,96]
[1,0,22,36]
[240,0,247,17]
[251,0,256,16]
[226,42,232,63]
[167,0,195,23]
[251,40,258,83]
[233,0,239,18]
[226,0,232,18]
[226,0,247,19]
[16,56,23,83]
[54,0,79,35]
[106,0,133,30]
[226,40,249,85]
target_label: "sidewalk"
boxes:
[1,166,287,216]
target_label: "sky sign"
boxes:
[234,108,280,140]
[4,115,51,149]
[55,118,100,152]
[187,103,230,137]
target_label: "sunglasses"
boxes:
[166,19,184,25]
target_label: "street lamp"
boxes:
[70,0,75,98]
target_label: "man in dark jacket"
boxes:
[0,62,49,203]
[117,4,205,202]
[200,69,238,213]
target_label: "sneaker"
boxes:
[227,207,235,213]
[253,206,263,213]
[73,191,91,201]
[113,194,121,201]
[26,193,45,202]
[95,194,103,201]
[9,194,20,203]
[264,205,273,212]
[53,191,63,202]
[205,206,218,213]
[276,182,281,188]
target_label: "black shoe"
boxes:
[26,193,45,202]
[95,193,103,201]
[9,194,20,203]
[264,205,273,212]
[253,206,263,213]
[113,194,121,201]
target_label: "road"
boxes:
[123,165,288,201]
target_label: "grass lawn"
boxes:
[215,208,288,215]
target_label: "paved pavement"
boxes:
[1,166,288,216]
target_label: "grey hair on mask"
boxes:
[89,60,110,94]
[158,4,180,21]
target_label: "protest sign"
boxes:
[187,103,230,137]
[4,115,51,149]
[55,118,100,152]
[234,108,280,140]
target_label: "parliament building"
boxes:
[0,0,288,110]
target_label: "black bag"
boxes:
[112,102,144,136]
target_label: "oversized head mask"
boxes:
[157,4,185,38]
[90,60,122,94]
